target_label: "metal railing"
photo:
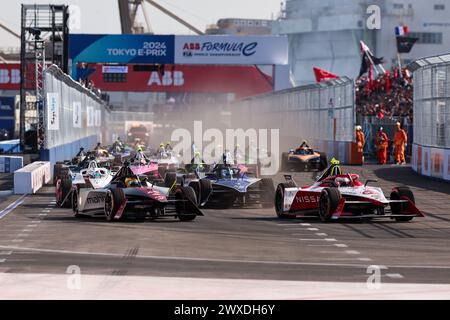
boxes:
[233,77,355,150]
[408,54,450,149]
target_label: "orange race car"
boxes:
[281,141,328,172]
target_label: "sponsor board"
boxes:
[87,64,273,98]
[174,35,288,65]
[0,63,20,90]
[412,143,450,181]
[69,34,174,65]
[444,149,450,181]
[73,101,82,128]
[430,148,444,179]
[46,93,60,131]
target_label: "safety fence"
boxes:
[357,115,413,162]
[42,65,111,164]
[408,54,450,181]
[233,77,357,164]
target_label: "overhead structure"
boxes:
[117,0,203,35]
[20,4,69,152]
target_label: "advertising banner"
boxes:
[87,64,273,98]
[444,149,450,181]
[72,101,82,128]
[86,106,94,127]
[430,147,444,179]
[94,109,101,127]
[0,63,20,90]
[174,35,288,65]
[46,93,60,131]
[422,146,431,177]
[69,34,175,65]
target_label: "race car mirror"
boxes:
[364,179,378,188]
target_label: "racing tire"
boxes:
[199,179,213,206]
[56,178,72,208]
[275,183,297,219]
[164,172,177,189]
[319,152,328,172]
[72,187,81,218]
[188,181,201,205]
[176,186,197,221]
[261,178,275,208]
[53,164,65,185]
[104,188,125,222]
[390,187,415,222]
[318,187,341,222]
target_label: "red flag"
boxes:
[313,67,338,83]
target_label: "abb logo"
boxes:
[0,68,20,84]
[183,43,200,50]
[147,71,184,87]
[295,195,319,203]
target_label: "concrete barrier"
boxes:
[0,156,23,173]
[14,161,51,194]
[412,143,450,182]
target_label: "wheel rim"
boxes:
[105,192,114,218]
[72,190,78,214]
[319,192,329,220]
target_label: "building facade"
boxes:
[273,0,450,85]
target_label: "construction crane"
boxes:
[118,0,204,35]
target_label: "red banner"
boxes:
[0,63,20,90]
[87,64,273,99]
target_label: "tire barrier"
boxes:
[14,161,51,194]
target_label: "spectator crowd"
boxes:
[355,67,413,123]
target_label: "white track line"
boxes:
[300,238,337,242]
[0,245,394,269]
[0,194,27,220]
[386,273,405,279]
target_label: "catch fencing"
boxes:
[233,77,356,163]
[408,54,450,181]
[43,65,110,164]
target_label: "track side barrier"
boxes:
[0,156,23,173]
[14,161,51,194]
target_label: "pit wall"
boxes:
[412,143,450,181]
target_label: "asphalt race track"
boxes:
[1,164,450,299]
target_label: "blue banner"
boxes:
[69,34,175,65]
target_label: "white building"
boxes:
[273,0,450,85]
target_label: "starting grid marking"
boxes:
[0,195,51,265]
[276,221,405,280]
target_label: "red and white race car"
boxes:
[274,164,423,222]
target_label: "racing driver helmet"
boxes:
[125,177,140,187]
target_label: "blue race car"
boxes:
[201,163,275,209]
